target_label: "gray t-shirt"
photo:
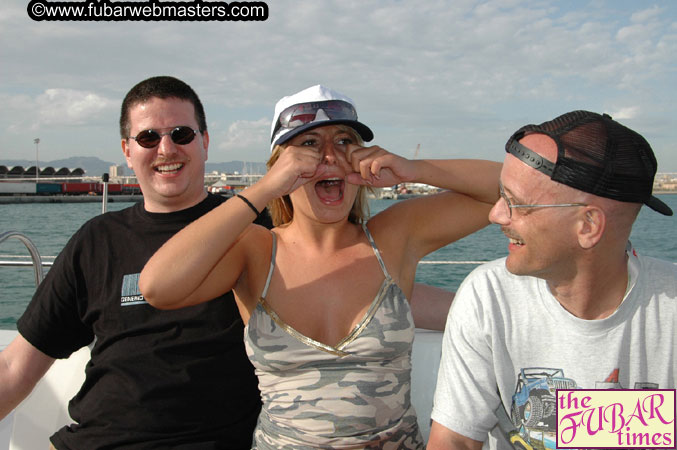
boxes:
[431,244,677,450]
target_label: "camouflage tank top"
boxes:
[244,224,424,449]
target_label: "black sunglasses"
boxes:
[128,126,199,148]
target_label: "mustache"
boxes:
[501,227,523,241]
[152,156,186,165]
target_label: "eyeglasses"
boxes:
[272,100,358,142]
[128,126,199,148]
[498,183,587,219]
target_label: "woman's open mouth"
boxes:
[315,177,345,204]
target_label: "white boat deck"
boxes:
[0,328,442,449]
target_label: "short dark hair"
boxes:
[119,76,207,139]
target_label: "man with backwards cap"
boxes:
[427,111,677,450]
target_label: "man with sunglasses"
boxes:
[0,76,269,449]
[428,111,676,450]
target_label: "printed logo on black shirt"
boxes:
[120,273,148,306]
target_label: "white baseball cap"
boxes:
[270,85,373,151]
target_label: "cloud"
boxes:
[36,89,117,125]
[214,118,270,161]
[630,5,663,23]
[609,106,640,120]
[1,94,35,132]
[1,0,676,168]
[1,89,117,132]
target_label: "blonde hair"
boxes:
[266,125,371,227]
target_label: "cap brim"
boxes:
[647,195,673,216]
[273,120,374,148]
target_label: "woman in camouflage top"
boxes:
[141,85,500,448]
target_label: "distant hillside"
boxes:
[1,157,267,177]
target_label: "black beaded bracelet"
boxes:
[235,193,260,217]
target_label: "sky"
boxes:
[1,0,676,171]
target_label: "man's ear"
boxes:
[577,207,605,249]
[202,130,209,162]
[122,139,133,169]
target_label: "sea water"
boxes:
[1,195,675,329]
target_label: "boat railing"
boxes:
[0,254,54,267]
[419,260,490,265]
[0,256,487,270]
[0,231,46,287]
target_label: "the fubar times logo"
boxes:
[557,389,676,448]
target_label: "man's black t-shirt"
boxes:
[17,194,265,449]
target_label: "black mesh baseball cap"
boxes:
[505,110,672,216]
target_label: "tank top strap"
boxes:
[261,231,277,300]
[362,223,391,280]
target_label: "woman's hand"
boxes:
[344,145,418,187]
[262,145,328,197]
